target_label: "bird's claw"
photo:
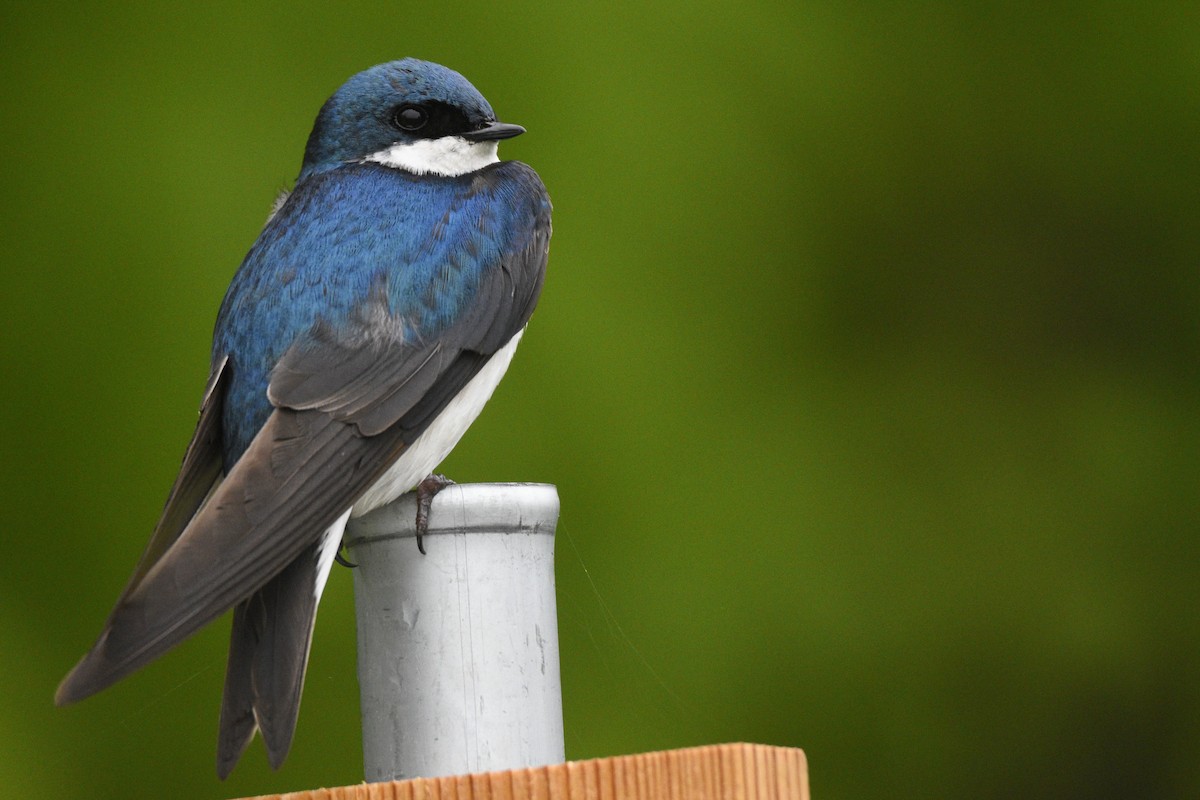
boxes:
[414,473,455,554]
[334,540,357,568]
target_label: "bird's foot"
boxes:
[414,473,455,554]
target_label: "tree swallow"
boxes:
[55,59,551,779]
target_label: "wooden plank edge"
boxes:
[232,744,808,800]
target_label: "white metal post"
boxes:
[344,482,564,782]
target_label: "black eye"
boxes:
[392,104,428,131]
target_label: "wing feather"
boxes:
[123,355,230,596]
[56,406,407,704]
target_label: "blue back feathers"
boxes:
[213,161,549,466]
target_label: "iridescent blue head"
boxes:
[299,58,525,180]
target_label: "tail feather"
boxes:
[216,599,260,779]
[216,513,347,777]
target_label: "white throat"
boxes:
[364,136,499,177]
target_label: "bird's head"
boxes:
[299,58,524,180]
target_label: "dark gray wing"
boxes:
[126,355,230,596]
[55,356,228,704]
[55,405,410,705]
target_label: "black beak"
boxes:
[462,121,526,142]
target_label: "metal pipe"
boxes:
[344,482,563,782]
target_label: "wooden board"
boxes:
[234,743,809,800]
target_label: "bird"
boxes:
[55,58,551,779]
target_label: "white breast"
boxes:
[349,328,524,517]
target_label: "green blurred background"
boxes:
[3,2,1197,798]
